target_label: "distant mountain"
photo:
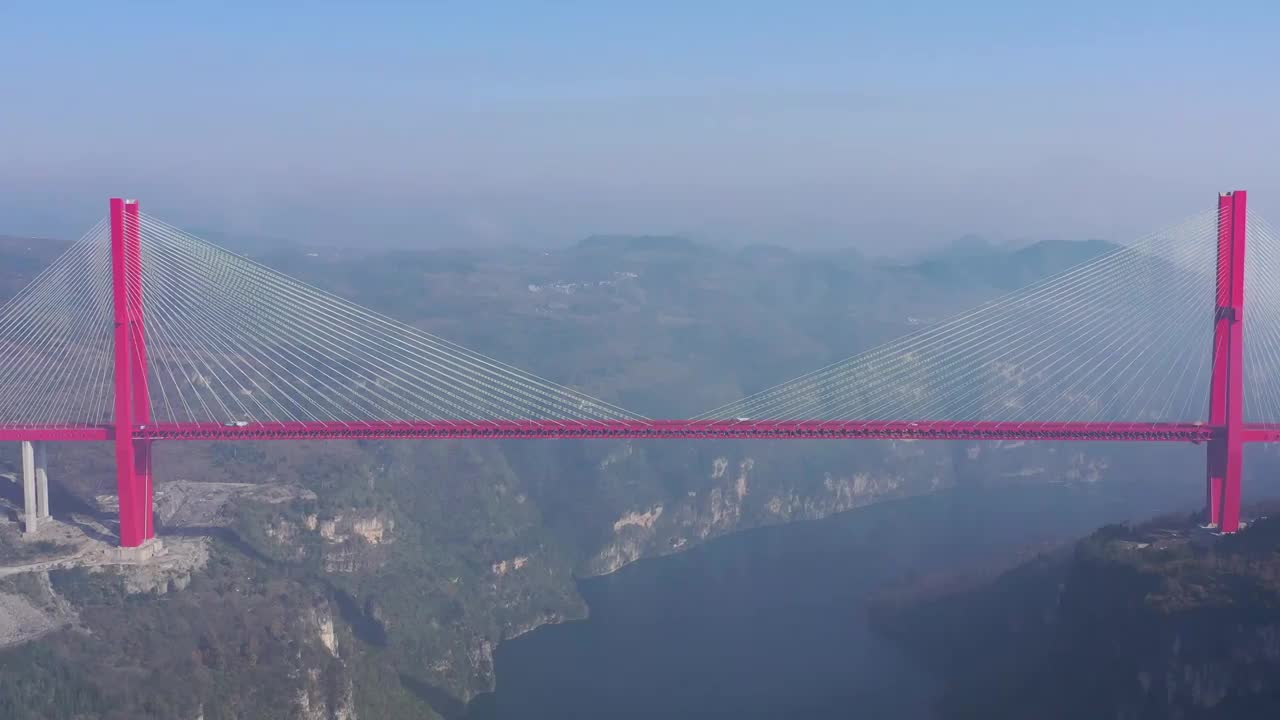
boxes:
[907,237,1119,291]
[924,233,1003,261]
[735,243,801,263]
[572,234,706,254]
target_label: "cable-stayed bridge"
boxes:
[0,192,1271,546]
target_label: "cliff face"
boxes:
[875,513,1280,720]
[583,440,1135,577]
[583,450,912,576]
[0,553,368,720]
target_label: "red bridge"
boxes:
[0,192,1270,545]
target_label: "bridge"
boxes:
[0,192,1271,546]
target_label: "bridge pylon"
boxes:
[110,198,154,547]
[1207,191,1247,533]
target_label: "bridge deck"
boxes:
[0,420,1238,443]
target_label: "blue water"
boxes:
[470,474,1209,719]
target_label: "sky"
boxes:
[2,1,1279,251]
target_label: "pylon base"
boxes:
[111,537,164,563]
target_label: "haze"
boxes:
[2,1,1278,250]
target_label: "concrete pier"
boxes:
[21,441,36,534]
[35,441,48,520]
[20,440,49,533]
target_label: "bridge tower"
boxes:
[110,198,155,547]
[1207,191,1247,533]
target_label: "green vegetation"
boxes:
[2,545,342,719]
[876,511,1280,719]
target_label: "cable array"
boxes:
[130,214,645,426]
[696,209,1226,426]
[5,203,1280,431]
[0,222,115,427]
[1243,212,1280,422]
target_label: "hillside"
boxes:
[874,509,1280,719]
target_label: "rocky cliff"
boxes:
[874,511,1280,719]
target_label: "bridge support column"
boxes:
[111,198,154,547]
[125,201,154,542]
[34,441,48,520]
[134,439,153,539]
[20,441,37,534]
[1207,191,1247,533]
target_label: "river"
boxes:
[470,474,1211,719]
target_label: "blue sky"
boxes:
[2,1,1278,249]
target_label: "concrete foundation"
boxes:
[110,538,165,564]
